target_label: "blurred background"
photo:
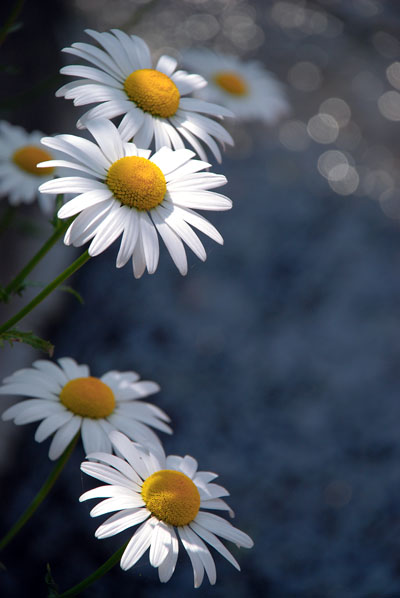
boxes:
[2,0,400,596]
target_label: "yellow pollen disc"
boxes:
[106,156,166,211]
[59,377,115,419]
[12,145,54,176]
[141,469,201,527]
[214,71,248,96]
[123,69,180,118]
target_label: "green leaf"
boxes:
[45,563,60,597]
[0,329,54,355]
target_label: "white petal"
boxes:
[77,100,131,128]
[57,357,89,379]
[139,211,159,275]
[60,64,121,87]
[151,208,188,275]
[167,190,232,211]
[109,430,153,480]
[156,55,178,77]
[34,411,74,442]
[48,415,82,460]
[81,418,110,455]
[88,202,126,256]
[120,518,156,570]
[189,520,240,570]
[131,236,146,279]
[108,414,163,453]
[116,208,139,268]
[85,29,131,77]
[167,173,227,192]
[153,119,172,152]
[178,526,205,588]
[181,525,216,585]
[41,134,109,174]
[32,359,67,385]
[179,97,233,118]
[172,205,223,244]
[58,189,113,219]
[64,200,113,246]
[156,204,206,262]
[63,41,124,80]
[80,485,139,501]
[158,525,179,583]
[85,118,124,163]
[90,495,145,517]
[172,72,207,95]
[0,384,57,401]
[170,121,208,162]
[95,508,150,539]
[40,176,105,195]
[194,512,254,548]
[132,113,154,149]
[81,458,141,488]
[150,147,194,175]
[149,520,172,567]
[118,109,145,142]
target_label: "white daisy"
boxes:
[38,118,231,279]
[0,358,171,460]
[182,49,290,124]
[56,28,234,162]
[80,431,254,587]
[0,121,59,213]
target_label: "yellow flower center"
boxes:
[59,377,115,419]
[12,145,54,176]
[106,156,166,211]
[123,69,180,118]
[141,469,201,527]
[214,71,248,96]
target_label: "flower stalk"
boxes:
[0,250,90,334]
[0,433,79,551]
[58,542,128,597]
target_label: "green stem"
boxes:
[0,250,90,334]
[5,219,71,297]
[0,433,79,551]
[59,542,129,597]
[0,0,25,47]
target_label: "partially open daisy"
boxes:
[80,431,253,587]
[0,358,171,460]
[56,28,234,162]
[38,118,231,278]
[0,121,58,213]
[182,50,290,124]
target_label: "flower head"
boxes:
[38,118,231,278]
[182,50,290,124]
[1,358,171,460]
[80,431,254,587]
[0,121,59,213]
[56,29,234,162]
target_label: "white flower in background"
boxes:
[80,431,254,587]
[182,50,290,124]
[0,121,58,213]
[1,358,171,460]
[38,119,231,278]
[56,29,233,162]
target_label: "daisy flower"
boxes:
[0,121,58,213]
[38,118,231,278]
[56,28,234,162]
[182,49,290,124]
[0,358,171,460]
[80,431,254,587]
